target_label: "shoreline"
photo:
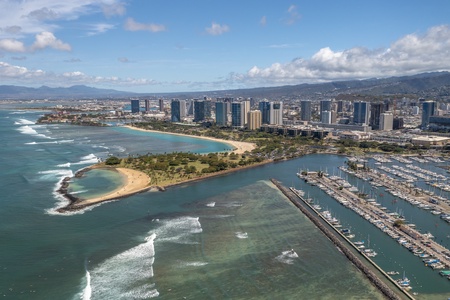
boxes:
[57,167,152,212]
[57,159,275,212]
[123,125,256,155]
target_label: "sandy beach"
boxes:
[71,167,151,208]
[123,125,256,154]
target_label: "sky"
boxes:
[1,0,450,93]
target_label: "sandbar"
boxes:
[123,125,256,155]
[70,167,151,208]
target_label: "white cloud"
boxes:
[101,2,126,17]
[232,25,450,86]
[205,22,230,36]
[0,0,127,38]
[0,39,26,52]
[31,32,71,51]
[285,5,301,25]
[0,61,160,87]
[124,18,166,32]
[87,23,115,36]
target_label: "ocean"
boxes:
[0,107,448,299]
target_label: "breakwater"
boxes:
[271,178,409,300]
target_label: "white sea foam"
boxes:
[275,249,299,265]
[156,217,202,244]
[81,270,91,300]
[178,261,208,268]
[206,201,216,207]
[76,233,158,299]
[235,232,248,239]
[38,169,73,181]
[57,162,71,168]
[17,125,38,135]
[72,154,99,165]
[17,125,54,139]
[14,118,35,125]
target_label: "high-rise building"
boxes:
[321,110,332,124]
[300,100,312,121]
[393,117,404,130]
[337,100,344,113]
[247,110,262,130]
[380,112,393,131]
[159,99,164,112]
[231,102,245,128]
[320,99,332,116]
[353,101,369,125]
[131,99,140,113]
[421,100,435,129]
[242,100,251,125]
[145,99,151,112]
[193,100,207,122]
[258,101,271,124]
[215,101,228,126]
[370,103,384,130]
[171,99,186,122]
[270,101,283,125]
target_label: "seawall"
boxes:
[271,178,410,300]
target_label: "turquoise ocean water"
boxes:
[0,108,448,299]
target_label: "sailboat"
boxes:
[397,271,410,288]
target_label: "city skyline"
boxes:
[1,1,450,93]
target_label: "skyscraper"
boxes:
[270,101,283,125]
[300,100,311,121]
[171,99,186,122]
[321,111,332,124]
[193,100,206,122]
[353,101,369,125]
[320,99,332,116]
[421,100,436,129]
[145,99,150,112]
[159,99,164,112]
[247,110,262,130]
[258,101,271,124]
[231,102,245,128]
[215,101,228,126]
[131,99,140,113]
[380,112,393,131]
[370,103,384,130]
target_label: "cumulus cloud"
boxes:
[124,18,166,32]
[205,22,230,36]
[0,61,160,87]
[31,32,71,51]
[0,39,26,52]
[232,25,450,86]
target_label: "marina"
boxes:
[294,154,450,297]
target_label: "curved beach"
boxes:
[123,125,256,154]
[65,168,151,209]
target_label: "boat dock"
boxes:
[271,178,412,300]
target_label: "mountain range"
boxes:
[1,71,450,100]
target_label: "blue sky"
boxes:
[1,0,450,93]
